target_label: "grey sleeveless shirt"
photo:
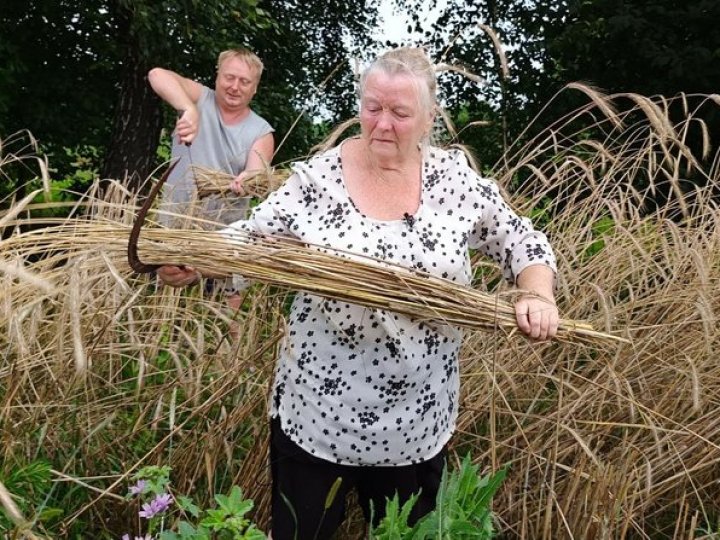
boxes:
[161,86,273,226]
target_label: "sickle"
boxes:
[127,160,178,273]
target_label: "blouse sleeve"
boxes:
[453,151,557,283]
[217,165,309,290]
[220,165,308,240]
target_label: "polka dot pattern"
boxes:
[221,144,556,466]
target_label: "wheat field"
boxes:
[1,91,719,538]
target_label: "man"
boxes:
[149,48,274,321]
[148,48,274,226]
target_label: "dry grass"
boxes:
[193,166,291,199]
[2,92,720,538]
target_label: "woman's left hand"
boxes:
[514,295,559,341]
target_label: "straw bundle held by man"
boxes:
[193,166,290,199]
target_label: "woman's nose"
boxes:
[376,110,393,130]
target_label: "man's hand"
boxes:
[157,265,201,287]
[175,107,200,145]
[229,170,249,195]
[514,295,559,341]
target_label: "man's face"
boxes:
[215,57,259,112]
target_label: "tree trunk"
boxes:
[100,42,164,193]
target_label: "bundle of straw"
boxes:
[193,166,290,199]
[139,229,625,345]
[5,218,624,346]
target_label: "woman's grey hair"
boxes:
[359,47,437,117]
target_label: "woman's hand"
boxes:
[514,295,559,341]
[157,265,201,287]
[515,265,558,341]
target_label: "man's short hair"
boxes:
[217,48,264,79]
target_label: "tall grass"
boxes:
[1,91,720,538]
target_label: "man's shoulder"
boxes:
[197,85,215,107]
[247,109,274,131]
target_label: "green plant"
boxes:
[695,516,720,538]
[124,466,266,540]
[371,493,420,540]
[582,215,615,260]
[0,460,63,534]
[371,455,507,540]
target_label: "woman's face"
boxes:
[360,71,432,163]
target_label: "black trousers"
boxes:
[269,417,446,540]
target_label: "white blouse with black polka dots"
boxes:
[221,142,556,466]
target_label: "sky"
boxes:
[373,0,449,46]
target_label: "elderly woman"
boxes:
[158,47,558,539]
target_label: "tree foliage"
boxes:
[0,0,378,190]
[4,0,716,194]
[399,0,719,169]
[247,0,378,164]
[0,1,119,172]
[548,0,720,96]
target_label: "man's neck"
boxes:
[217,100,251,125]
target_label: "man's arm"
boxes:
[245,133,275,172]
[148,68,204,144]
[229,132,275,194]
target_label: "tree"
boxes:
[247,0,379,165]
[397,0,720,169]
[544,0,720,160]
[393,0,566,166]
[548,0,720,97]
[0,1,120,187]
[0,0,379,192]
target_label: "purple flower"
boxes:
[128,479,147,497]
[121,535,153,540]
[138,493,173,519]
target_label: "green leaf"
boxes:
[37,507,64,522]
[177,495,201,518]
[176,520,211,539]
[279,492,299,540]
[370,491,418,539]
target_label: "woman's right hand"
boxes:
[157,265,201,287]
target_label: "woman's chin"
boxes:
[368,141,398,157]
